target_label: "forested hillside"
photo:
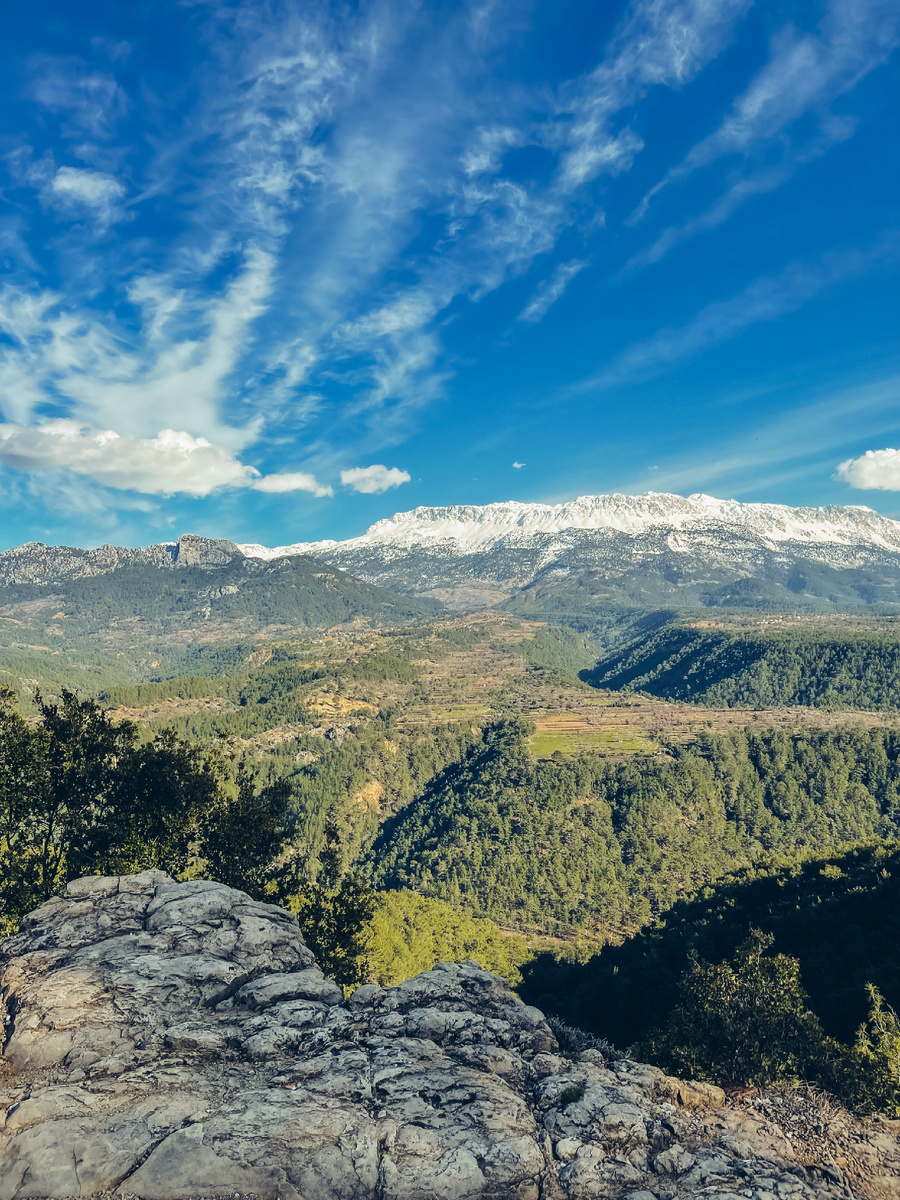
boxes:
[368,720,900,934]
[586,622,900,710]
[0,553,436,666]
[5,605,900,1111]
[520,840,900,1048]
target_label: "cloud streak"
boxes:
[519,259,589,323]
[580,231,900,391]
[631,0,900,233]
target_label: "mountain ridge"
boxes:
[7,492,900,613]
[238,491,900,557]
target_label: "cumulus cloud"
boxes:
[253,471,332,497]
[0,421,330,498]
[512,461,525,468]
[341,465,411,494]
[836,449,900,490]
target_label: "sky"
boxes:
[0,0,898,551]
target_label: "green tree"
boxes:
[0,687,294,933]
[291,816,376,991]
[843,985,900,1117]
[197,756,297,901]
[640,930,826,1087]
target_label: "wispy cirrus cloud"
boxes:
[580,230,900,391]
[629,0,900,245]
[557,0,752,192]
[29,56,128,141]
[0,248,274,443]
[2,0,896,526]
[612,372,900,499]
[0,0,768,504]
[519,259,589,323]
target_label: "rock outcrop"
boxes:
[0,872,887,1199]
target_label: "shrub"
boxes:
[637,930,826,1087]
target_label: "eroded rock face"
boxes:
[0,873,861,1199]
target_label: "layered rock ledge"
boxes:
[0,872,884,1199]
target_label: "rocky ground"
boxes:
[0,871,897,1200]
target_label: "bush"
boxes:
[839,985,900,1117]
[638,930,827,1087]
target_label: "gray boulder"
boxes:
[0,872,859,1199]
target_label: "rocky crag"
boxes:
[0,872,896,1200]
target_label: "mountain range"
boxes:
[6,492,900,618]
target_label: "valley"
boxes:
[3,494,900,1123]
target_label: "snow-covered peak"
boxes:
[238,492,900,558]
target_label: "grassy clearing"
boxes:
[530,729,657,757]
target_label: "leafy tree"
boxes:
[291,816,376,991]
[0,687,294,933]
[196,756,297,901]
[638,930,826,1087]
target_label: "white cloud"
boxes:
[631,0,900,224]
[30,58,128,140]
[0,423,255,495]
[341,464,411,494]
[557,0,752,193]
[519,259,589,323]
[0,421,330,498]
[252,471,332,497]
[48,167,126,227]
[580,230,900,391]
[512,461,525,468]
[0,248,274,443]
[836,449,900,490]
[51,167,124,207]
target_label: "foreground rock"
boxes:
[0,873,888,1199]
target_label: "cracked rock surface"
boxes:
[0,871,875,1199]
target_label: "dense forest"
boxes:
[366,719,900,934]
[586,623,900,710]
[519,840,900,1113]
[519,840,900,1047]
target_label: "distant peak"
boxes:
[238,491,900,560]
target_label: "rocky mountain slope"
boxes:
[3,871,895,1200]
[0,535,435,648]
[240,493,900,610]
[6,493,900,616]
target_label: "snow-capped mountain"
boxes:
[235,493,900,610]
[6,493,900,612]
[239,493,900,557]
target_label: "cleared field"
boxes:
[530,713,658,757]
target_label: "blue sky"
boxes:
[0,0,898,550]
